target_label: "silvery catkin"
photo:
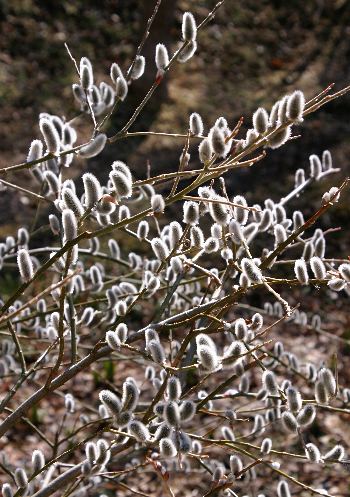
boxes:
[79,134,107,158]
[17,249,34,282]
[39,118,60,154]
[182,12,197,41]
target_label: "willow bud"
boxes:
[155,43,169,72]
[160,437,177,457]
[297,404,316,426]
[182,12,197,41]
[130,55,145,80]
[286,90,305,122]
[128,420,150,442]
[99,389,121,416]
[253,107,269,134]
[17,248,34,282]
[32,449,45,473]
[79,134,107,158]
[294,259,309,285]
[241,258,263,284]
[39,118,60,154]
[198,138,212,162]
[281,411,298,433]
[189,112,203,135]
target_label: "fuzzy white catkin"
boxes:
[79,134,107,158]
[324,444,345,461]
[80,57,93,89]
[106,330,120,350]
[115,76,128,101]
[160,437,177,457]
[109,170,133,199]
[309,154,322,179]
[130,55,145,80]
[339,263,350,281]
[294,259,309,285]
[286,387,302,412]
[62,209,77,241]
[310,256,326,279]
[322,149,332,170]
[183,201,199,225]
[229,455,243,475]
[137,220,149,240]
[277,480,291,497]
[17,248,34,282]
[39,118,60,154]
[209,126,226,157]
[151,194,165,213]
[167,376,181,400]
[128,420,149,442]
[99,390,121,416]
[267,126,291,149]
[198,138,212,162]
[122,378,139,411]
[62,187,84,217]
[179,400,195,421]
[233,195,249,225]
[241,258,263,284]
[209,196,229,225]
[182,12,197,41]
[164,400,181,426]
[82,173,102,208]
[305,443,322,463]
[297,404,316,426]
[2,484,13,497]
[178,34,198,58]
[151,237,169,261]
[32,449,45,472]
[147,339,166,364]
[14,468,28,488]
[189,112,203,135]
[27,139,43,162]
[319,368,336,397]
[260,438,272,455]
[262,370,279,395]
[281,411,298,433]
[286,90,305,121]
[253,107,269,134]
[197,344,219,371]
[155,43,169,71]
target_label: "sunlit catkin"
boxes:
[182,12,197,41]
[189,112,203,135]
[286,90,305,122]
[253,107,269,134]
[17,249,34,282]
[160,438,177,457]
[319,368,336,397]
[79,134,107,158]
[241,258,263,284]
[198,138,212,162]
[130,55,145,80]
[99,390,121,416]
[39,118,60,154]
[32,449,45,472]
[297,404,316,426]
[155,43,169,72]
[294,259,309,285]
[62,209,77,242]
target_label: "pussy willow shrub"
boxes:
[0,2,350,497]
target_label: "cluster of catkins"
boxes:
[0,6,349,497]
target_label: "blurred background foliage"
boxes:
[0,0,349,253]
